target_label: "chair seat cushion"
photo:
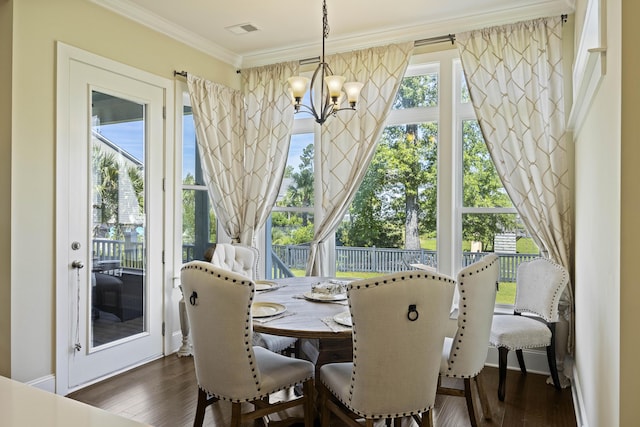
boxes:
[489,315,552,350]
[253,333,297,353]
[253,346,314,396]
[320,362,353,405]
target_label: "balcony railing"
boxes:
[97,238,538,282]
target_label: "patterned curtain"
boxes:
[187,62,298,245]
[306,42,414,276]
[240,62,299,245]
[187,76,245,242]
[456,17,574,379]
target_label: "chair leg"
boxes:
[423,410,434,427]
[463,378,478,427]
[320,383,331,427]
[194,388,208,427]
[303,379,315,427]
[546,323,562,390]
[230,402,242,427]
[474,374,492,420]
[515,349,527,374]
[498,347,508,401]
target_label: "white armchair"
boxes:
[178,243,297,357]
[319,271,455,426]
[209,243,259,279]
[180,262,315,426]
[438,254,499,426]
[489,257,569,401]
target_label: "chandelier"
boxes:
[287,0,364,125]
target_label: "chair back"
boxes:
[445,254,499,377]
[347,270,455,417]
[181,261,261,400]
[210,243,259,280]
[514,257,569,322]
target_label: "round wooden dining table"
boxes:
[252,276,354,377]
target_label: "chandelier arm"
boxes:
[286,0,362,125]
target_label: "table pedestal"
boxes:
[299,337,353,379]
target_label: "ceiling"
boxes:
[93,0,574,68]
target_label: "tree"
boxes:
[92,145,146,241]
[461,120,516,250]
[273,143,315,245]
[340,74,439,249]
[181,172,216,248]
[339,74,515,251]
[92,146,123,239]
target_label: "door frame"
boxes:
[55,42,176,395]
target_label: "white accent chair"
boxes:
[210,243,298,355]
[489,257,569,401]
[439,254,499,426]
[209,243,259,279]
[180,261,315,427]
[319,270,455,427]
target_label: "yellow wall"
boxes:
[0,0,13,378]
[10,0,236,382]
[620,0,640,424]
[573,0,621,425]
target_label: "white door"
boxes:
[64,58,164,390]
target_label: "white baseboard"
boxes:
[26,374,56,393]
[571,365,589,427]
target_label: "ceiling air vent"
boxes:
[226,23,259,35]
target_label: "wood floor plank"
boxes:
[68,355,576,427]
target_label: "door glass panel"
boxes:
[90,90,146,348]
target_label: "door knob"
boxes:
[72,260,84,269]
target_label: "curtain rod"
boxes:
[295,33,456,66]
[174,70,188,77]
[193,14,568,75]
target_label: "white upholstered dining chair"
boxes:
[438,254,499,426]
[489,257,569,401]
[209,243,298,355]
[181,261,315,427]
[319,270,456,427]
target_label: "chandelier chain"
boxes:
[286,0,363,125]
[323,0,330,40]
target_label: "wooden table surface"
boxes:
[252,276,354,372]
[252,276,352,339]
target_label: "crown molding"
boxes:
[92,0,574,70]
[91,0,242,68]
[241,0,574,67]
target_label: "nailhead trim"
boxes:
[183,262,316,402]
[341,271,455,418]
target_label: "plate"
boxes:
[251,302,286,318]
[333,311,352,327]
[255,280,277,291]
[303,291,347,302]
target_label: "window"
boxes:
[181,105,217,262]
[454,61,538,305]
[271,49,537,304]
[334,64,440,278]
[269,131,316,277]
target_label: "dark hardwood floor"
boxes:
[68,355,577,427]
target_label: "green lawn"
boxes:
[496,281,515,305]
